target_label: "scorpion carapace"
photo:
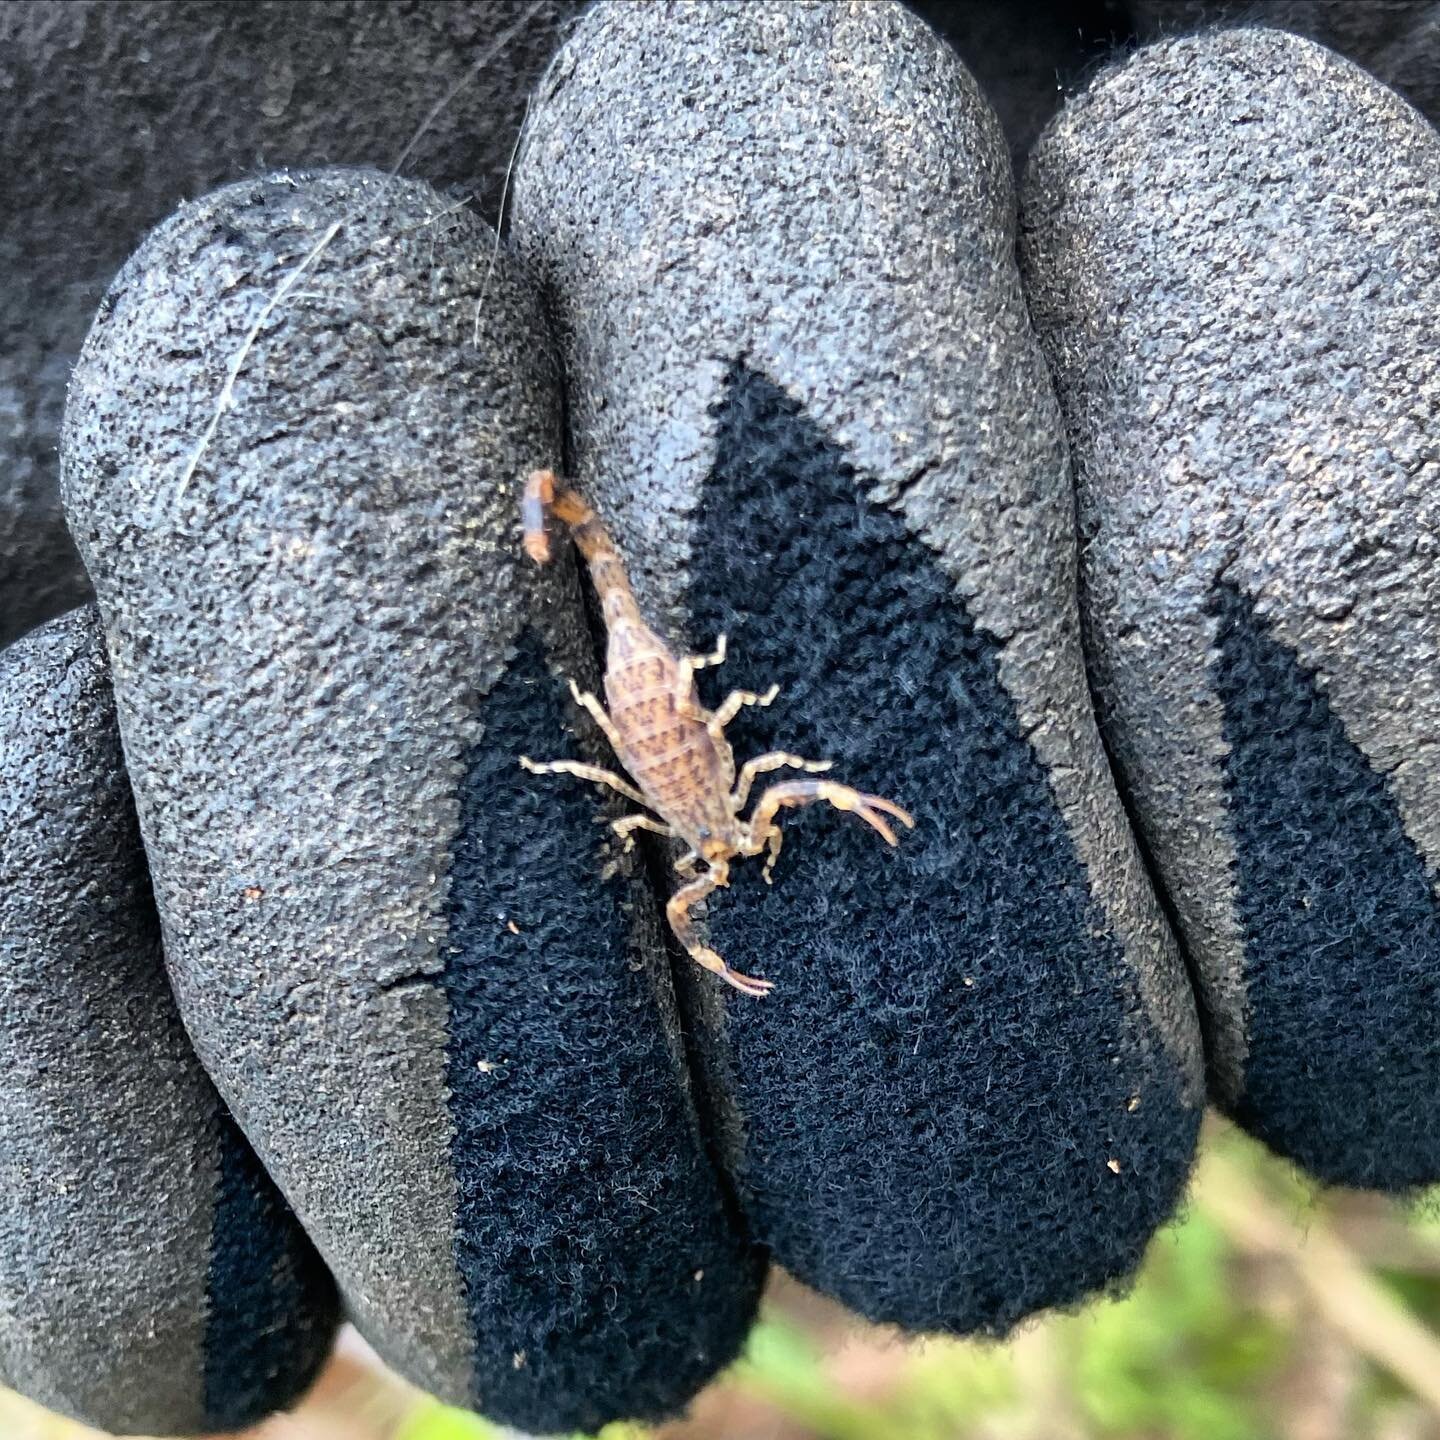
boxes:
[519,468,914,996]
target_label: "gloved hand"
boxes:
[2,3,1438,1438]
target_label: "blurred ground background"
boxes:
[6,1117,1440,1440]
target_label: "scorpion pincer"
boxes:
[518,469,914,997]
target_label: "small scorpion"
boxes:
[518,469,914,997]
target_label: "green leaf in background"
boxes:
[396,1397,503,1440]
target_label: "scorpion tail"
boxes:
[522,468,601,563]
[520,470,646,629]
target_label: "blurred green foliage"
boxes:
[1066,1214,1286,1440]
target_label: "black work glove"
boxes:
[4,3,1439,1437]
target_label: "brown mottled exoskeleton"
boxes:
[519,470,914,996]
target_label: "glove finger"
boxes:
[61,168,761,1432]
[0,606,339,1435]
[0,1,576,650]
[1127,0,1440,127]
[512,0,1205,1333]
[1021,28,1440,1186]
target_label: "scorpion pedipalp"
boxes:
[747,779,917,849]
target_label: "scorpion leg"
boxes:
[761,824,784,884]
[675,633,727,721]
[707,690,784,788]
[711,727,738,789]
[732,750,833,809]
[746,779,916,849]
[674,849,702,878]
[706,685,782,789]
[711,683,781,731]
[666,864,774,997]
[518,755,650,809]
[611,812,674,852]
[692,634,728,669]
[567,677,626,756]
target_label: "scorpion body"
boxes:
[520,469,913,996]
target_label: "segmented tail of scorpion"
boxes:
[522,469,645,630]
